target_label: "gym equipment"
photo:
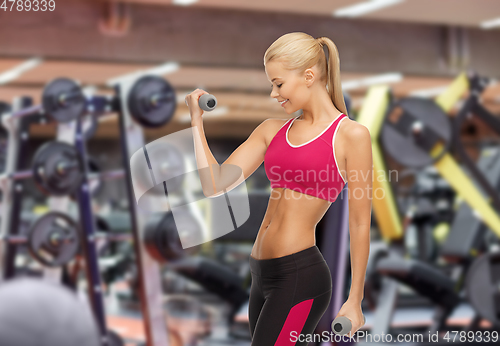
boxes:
[0,278,100,346]
[400,167,455,263]
[452,73,500,214]
[0,211,80,267]
[2,78,85,124]
[143,210,202,261]
[332,315,366,336]
[27,211,80,267]
[465,250,500,329]
[81,112,100,141]
[167,255,250,321]
[1,96,52,280]
[382,97,452,169]
[184,93,218,112]
[373,142,500,335]
[356,85,403,241]
[71,155,103,200]
[381,72,500,238]
[0,141,126,195]
[61,73,210,346]
[360,71,500,340]
[42,78,86,123]
[69,73,181,346]
[128,75,177,128]
[32,141,84,196]
[198,93,217,112]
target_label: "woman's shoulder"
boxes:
[338,116,369,136]
[259,117,293,140]
[337,116,371,148]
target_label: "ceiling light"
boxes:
[342,72,403,90]
[334,0,406,18]
[172,0,199,6]
[480,17,500,29]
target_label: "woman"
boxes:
[185,32,372,345]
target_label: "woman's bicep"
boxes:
[222,119,270,183]
[200,119,271,197]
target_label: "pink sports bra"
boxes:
[264,113,348,202]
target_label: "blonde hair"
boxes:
[264,32,348,117]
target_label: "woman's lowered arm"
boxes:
[345,123,373,303]
[334,122,373,337]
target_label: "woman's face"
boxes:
[265,60,312,115]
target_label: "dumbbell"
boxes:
[331,315,366,336]
[184,93,217,112]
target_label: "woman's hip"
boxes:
[250,245,332,297]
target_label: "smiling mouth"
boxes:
[280,99,288,106]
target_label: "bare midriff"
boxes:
[250,187,331,260]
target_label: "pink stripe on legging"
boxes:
[275,299,313,345]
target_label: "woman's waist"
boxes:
[249,245,327,276]
[258,219,316,241]
[262,207,325,231]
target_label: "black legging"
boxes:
[249,245,332,345]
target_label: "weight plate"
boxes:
[466,252,500,327]
[42,78,86,123]
[144,210,201,262]
[28,211,80,267]
[128,75,176,128]
[381,97,451,168]
[32,141,84,196]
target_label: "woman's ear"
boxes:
[304,68,315,87]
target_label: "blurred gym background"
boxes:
[1,1,500,346]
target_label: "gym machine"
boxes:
[370,71,500,342]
